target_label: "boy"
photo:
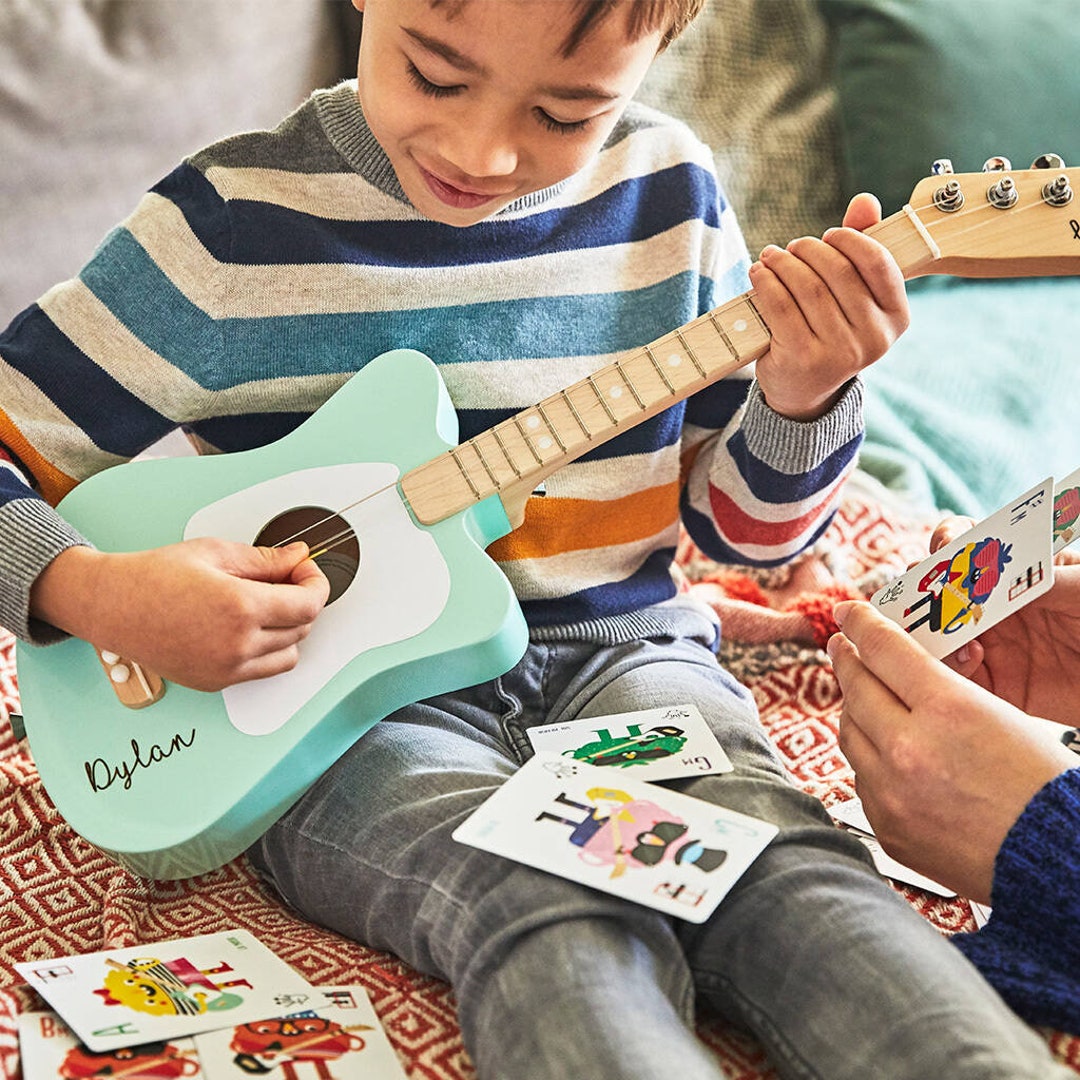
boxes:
[0,1,1069,1077]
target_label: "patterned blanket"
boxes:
[1,476,1077,1079]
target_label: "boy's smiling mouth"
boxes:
[419,164,513,210]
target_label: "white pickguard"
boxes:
[185,462,450,735]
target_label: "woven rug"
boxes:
[1,476,1077,1079]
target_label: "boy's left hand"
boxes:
[748,193,908,421]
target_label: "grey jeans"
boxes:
[250,631,1066,1080]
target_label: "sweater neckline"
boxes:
[313,80,569,217]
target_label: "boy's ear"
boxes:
[352,0,364,12]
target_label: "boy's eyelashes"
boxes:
[405,60,593,136]
[534,110,591,136]
[406,60,462,99]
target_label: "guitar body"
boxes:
[16,349,528,880]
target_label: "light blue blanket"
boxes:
[861,276,1080,517]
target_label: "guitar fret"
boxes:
[587,374,619,425]
[675,328,707,378]
[614,358,646,409]
[707,312,740,360]
[449,447,481,499]
[471,439,500,488]
[644,345,676,394]
[536,403,567,452]
[561,389,592,439]
[744,295,772,337]
[514,416,545,464]
[491,426,523,477]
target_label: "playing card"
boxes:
[1053,465,1080,552]
[825,795,875,836]
[15,930,314,1053]
[194,986,406,1080]
[526,703,733,782]
[17,1010,203,1080]
[870,478,1055,659]
[452,755,777,923]
[852,834,957,898]
[826,797,956,897]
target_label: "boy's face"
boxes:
[354,0,664,227]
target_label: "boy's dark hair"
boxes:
[430,1,705,56]
[561,0,706,55]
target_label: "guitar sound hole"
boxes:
[253,506,360,606]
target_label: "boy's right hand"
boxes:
[748,193,909,422]
[30,539,330,692]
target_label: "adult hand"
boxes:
[749,193,909,421]
[32,538,330,691]
[828,599,1075,904]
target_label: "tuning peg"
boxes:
[982,156,1012,172]
[932,179,964,213]
[1042,173,1074,207]
[931,159,954,175]
[1032,153,1067,169]
[986,175,1018,209]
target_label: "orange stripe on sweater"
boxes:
[489,481,680,562]
[0,410,77,505]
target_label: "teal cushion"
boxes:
[861,277,1080,517]
[819,0,1080,215]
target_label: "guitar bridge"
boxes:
[96,648,166,709]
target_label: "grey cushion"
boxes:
[0,0,359,318]
[639,0,844,257]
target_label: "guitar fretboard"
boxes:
[401,291,772,525]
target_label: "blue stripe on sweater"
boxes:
[683,377,752,433]
[708,260,752,315]
[0,305,174,458]
[521,548,678,626]
[80,231,229,382]
[726,428,863,505]
[184,413,307,453]
[81,232,704,387]
[158,161,722,267]
[0,465,41,503]
[185,399,689,461]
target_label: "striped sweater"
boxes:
[0,81,862,645]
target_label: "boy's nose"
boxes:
[446,120,519,179]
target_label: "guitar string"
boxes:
[267,189,1070,562]
[909,189,1066,244]
[266,481,399,557]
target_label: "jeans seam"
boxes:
[692,969,820,1080]
[288,818,476,919]
[496,663,534,763]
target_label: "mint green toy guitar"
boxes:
[16,162,1080,878]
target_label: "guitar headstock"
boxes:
[886,155,1080,279]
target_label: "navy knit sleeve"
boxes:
[951,767,1080,1035]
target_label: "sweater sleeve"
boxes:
[672,156,865,569]
[951,767,1080,1036]
[677,197,864,567]
[0,161,229,642]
